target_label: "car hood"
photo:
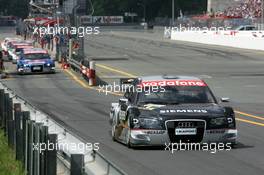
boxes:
[137,103,225,119]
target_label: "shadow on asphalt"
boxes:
[233,142,254,149]
[109,130,253,151]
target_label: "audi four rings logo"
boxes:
[227,118,233,123]
[178,122,194,128]
[133,118,139,124]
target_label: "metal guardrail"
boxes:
[68,59,82,72]
[94,150,128,175]
[0,82,127,175]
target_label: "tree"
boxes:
[92,0,207,20]
[0,0,29,18]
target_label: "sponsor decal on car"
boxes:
[141,104,165,110]
[28,60,46,64]
[24,50,48,54]
[160,109,208,114]
[140,80,207,87]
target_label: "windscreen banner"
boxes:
[80,16,124,25]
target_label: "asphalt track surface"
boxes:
[1,27,264,175]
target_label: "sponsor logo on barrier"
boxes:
[80,16,124,25]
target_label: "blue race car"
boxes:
[17,48,55,74]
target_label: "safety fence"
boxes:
[0,82,126,175]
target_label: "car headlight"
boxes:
[210,117,226,126]
[47,63,50,66]
[133,117,162,129]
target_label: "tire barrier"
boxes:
[61,57,70,70]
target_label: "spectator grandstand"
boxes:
[218,0,262,18]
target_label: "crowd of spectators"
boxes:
[217,0,262,18]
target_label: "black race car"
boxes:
[109,75,237,147]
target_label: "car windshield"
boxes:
[138,86,216,104]
[24,53,50,60]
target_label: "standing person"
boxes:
[41,36,45,49]
[47,34,51,50]
[50,34,54,51]
[0,48,4,72]
[23,24,28,40]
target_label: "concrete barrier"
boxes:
[171,30,264,51]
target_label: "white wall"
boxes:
[171,30,264,51]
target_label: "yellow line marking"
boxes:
[66,63,264,127]
[97,64,136,78]
[65,69,89,88]
[96,64,264,127]
[235,111,264,121]
[236,118,264,127]
[64,69,123,96]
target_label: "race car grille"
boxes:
[31,65,43,72]
[166,120,205,143]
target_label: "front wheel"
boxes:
[126,129,135,148]
[111,122,117,141]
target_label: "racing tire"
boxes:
[17,70,23,75]
[126,129,134,148]
[111,121,117,142]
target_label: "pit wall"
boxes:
[171,30,264,51]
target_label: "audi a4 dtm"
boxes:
[17,48,55,74]
[109,75,237,148]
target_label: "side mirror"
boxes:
[119,98,128,111]
[221,97,230,102]
[124,92,130,99]
[119,98,128,105]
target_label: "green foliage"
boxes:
[92,0,207,20]
[0,0,29,18]
[0,130,25,175]
[0,0,206,20]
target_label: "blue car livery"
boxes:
[17,48,55,74]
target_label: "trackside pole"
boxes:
[69,39,73,60]
[70,154,84,175]
[89,61,96,86]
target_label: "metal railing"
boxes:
[0,82,126,175]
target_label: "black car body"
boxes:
[109,75,237,147]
